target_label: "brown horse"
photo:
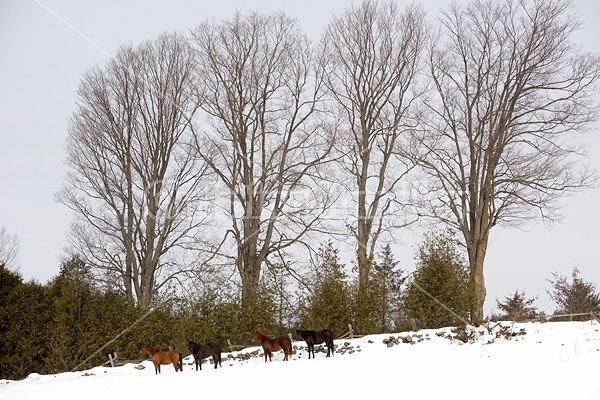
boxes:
[252,331,293,362]
[296,329,334,359]
[139,344,183,374]
[188,340,222,370]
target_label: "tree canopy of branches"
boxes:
[412,0,600,322]
[548,267,600,319]
[191,11,335,307]
[58,33,212,308]
[0,226,20,271]
[320,0,427,296]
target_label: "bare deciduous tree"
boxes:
[191,11,336,307]
[412,0,600,322]
[0,226,20,271]
[320,0,427,293]
[58,33,213,308]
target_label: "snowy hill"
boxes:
[1,321,599,400]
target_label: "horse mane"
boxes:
[141,344,158,356]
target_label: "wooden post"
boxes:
[348,324,354,339]
[108,353,116,368]
[288,332,293,342]
[227,339,235,353]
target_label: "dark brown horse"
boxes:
[139,344,183,374]
[252,331,293,362]
[188,340,222,370]
[296,329,334,359]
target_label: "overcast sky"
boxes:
[0,0,598,315]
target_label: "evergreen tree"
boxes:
[0,265,51,380]
[373,244,406,331]
[45,256,132,372]
[400,231,470,330]
[298,242,353,336]
[496,290,538,321]
[355,244,406,334]
[548,267,600,320]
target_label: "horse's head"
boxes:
[252,332,262,342]
[188,340,197,353]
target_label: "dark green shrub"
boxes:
[399,231,470,330]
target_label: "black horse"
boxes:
[188,340,222,370]
[296,329,334,359]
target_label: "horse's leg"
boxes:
[213,353,218,369]
[284,342,291,361]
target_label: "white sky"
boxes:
[0,0,598,315]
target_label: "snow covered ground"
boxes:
[1,321,599,400]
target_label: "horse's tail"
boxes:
[178,352,183,372]
[217,347,222,367]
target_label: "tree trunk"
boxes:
[466,234,488,324]
[240,257,261,307]
[356,188,372,293]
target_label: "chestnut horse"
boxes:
[296,329,334,359]
[252,331,292,362]
[188,340,222,370]
[139,344,183,374]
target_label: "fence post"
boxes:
[348,324,354,339]
[108,353,116,368]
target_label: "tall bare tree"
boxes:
[412,0,600,322]
[58,33,212,308]
[191,12,335,307]
[320,0,427,293]
[0,226,20,271]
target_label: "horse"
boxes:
[139,344,183,374]
[252,331,293,362]
[296,329,335,359]
[188,340,222,370]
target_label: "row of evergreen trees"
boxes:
[1,231,597,380]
